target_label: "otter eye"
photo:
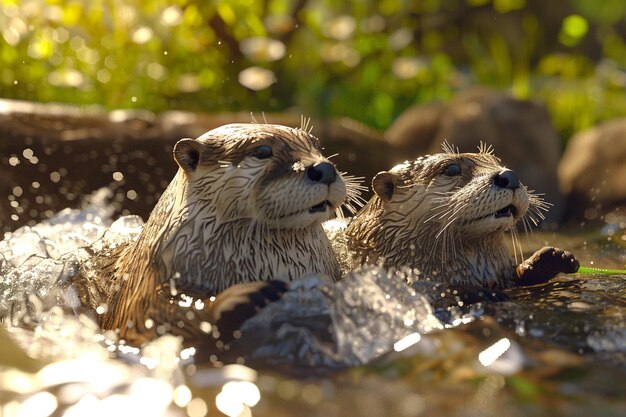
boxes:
[251,145,273,159]
[443,163,462,177]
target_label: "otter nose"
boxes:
[493,169,520,189]
[306,162,336,184]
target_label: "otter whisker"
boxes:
[442,140,459,154]
[299,115,312,133]
[422,210,447,224]
[531,200,549,213]
[526,189,551,208]
[441,230,450,264]
[431,201,469,226]
[423,199,463,223]
[526,210,543,226]
[245,218,261,254]
[520,215,533,249]
[341,174,368,214]
[440,228,449,265]
[426,224,443,262]
[526,194,549,224]
[426,207,457,224]
[346,190,367,202]
[299,115,314,134]
[448,201,470,219]
[342,198,362,216]
[342,174,368,194]
[510,227,524,265]
[334,207,345,221]
[448,224,460,264]
[515,229,524,263]
[529,204,549,218]
[478,141,495,155]
[439,223,457,264]
[435,212,463,240]
[510,229,518,265]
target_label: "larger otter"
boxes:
[79,123,359,347]
[346,144,578,290]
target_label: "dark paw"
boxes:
[515,246,579,287]
[208,280,288,344]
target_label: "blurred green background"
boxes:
[1,0,626,140]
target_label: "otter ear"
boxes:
[173,138,201,174]
[372,172,397,202]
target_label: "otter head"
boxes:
[371,145,534,239]
[173,123,348,229]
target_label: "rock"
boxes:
[385,88,564,224]
[0,99,179,234]
[384,103,443,154]
[558,118,626,223]
[0,99,395,233]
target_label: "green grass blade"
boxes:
[577,266,626,275]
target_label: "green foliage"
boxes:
[1,0,625,137]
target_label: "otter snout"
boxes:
[493,169,520,189]
[306,162,337,184]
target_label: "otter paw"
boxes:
[208,280,289,344]
[515,246,579,287]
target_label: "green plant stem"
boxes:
[577,266,626,275]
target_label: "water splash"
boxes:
[235,269,441,370]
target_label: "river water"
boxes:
[0,190,625,417]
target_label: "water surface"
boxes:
[1,196,625,417]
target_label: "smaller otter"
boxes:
[77,123,361,348]
[346,143,578,290]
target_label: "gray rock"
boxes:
[558,118,626,222]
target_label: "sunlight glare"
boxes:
[393,332,422,352]
[478,338,511,367]
[215,380,261,417]
[15,392,57,417]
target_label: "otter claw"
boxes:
[207,280,289,344]
[515,246,579,287]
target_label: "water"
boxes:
[1,193,625,416]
